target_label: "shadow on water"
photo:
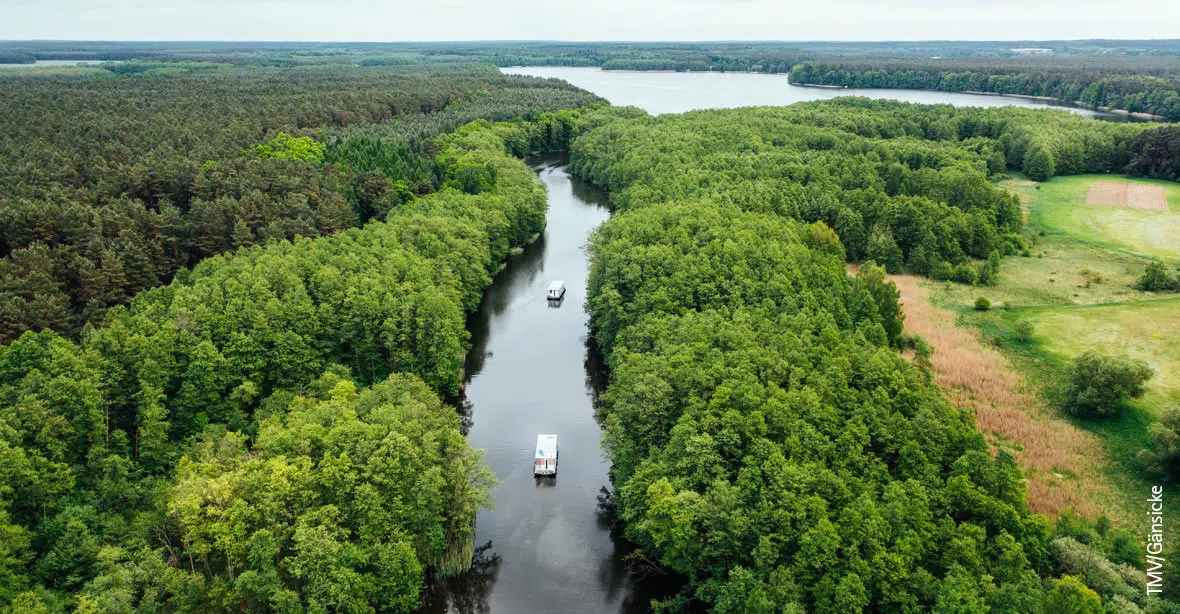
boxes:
[461,232,549,387]
[425,155,684,613]
[421,542,502,614]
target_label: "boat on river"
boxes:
[547,280,566,302]
[534,434,558,476]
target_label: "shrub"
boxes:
[974,296,991,311]
[977,251,1001,285]
[1136,261,1180,292]
[953,264,979,285]
[1139,408,1180,479]
[1062,351,1154,418]
[929,260,955,281]
[1014,319,1034,342]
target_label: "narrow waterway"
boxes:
[423,155,675,613]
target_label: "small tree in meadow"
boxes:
[1014,319,1034,343]
[1062,351,1154,418]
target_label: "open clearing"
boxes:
[911,174,1180,527]
[1024,298,1180,417]
[893,275,1113,518]
[1086,180,1169,210]
[1006,174,1180,262]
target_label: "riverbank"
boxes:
[961,89,1166,121]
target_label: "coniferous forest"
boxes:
[1,43,1180,614]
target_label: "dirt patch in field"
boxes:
[1087,181,1169,211]
[891,275,1113,518]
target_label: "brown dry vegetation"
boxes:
[1086,180,1169,210]
[890,274,1114,518]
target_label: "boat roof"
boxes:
[536,433,557,457]
[548,281,565,290]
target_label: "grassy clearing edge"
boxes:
[953,296,1180,531]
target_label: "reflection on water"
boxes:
[422,542,501,614]
[424,155,681,613]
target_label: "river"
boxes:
[424,66,1124,614]
[424,155,676,613]
[501,66,1125,119]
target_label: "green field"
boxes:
[1026,298,1180,415]
[926,174,1180,527]
[1008,174,1180,262]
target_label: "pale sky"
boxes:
[1,0,1178,42]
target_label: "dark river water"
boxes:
[501,66,1125,119]
[424,156,676,613]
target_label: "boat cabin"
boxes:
[534,434,558,476]
[547,281,566,301]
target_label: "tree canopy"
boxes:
[0,104,580,612]
[573,102,1180,612]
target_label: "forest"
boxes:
[4,42,1180,613]
[0,64,598,343]
[573,99,1155,280]
[789,56,1180,120]
[0,63,597,613]
[571,101,1180,612]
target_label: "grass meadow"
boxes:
[1006,174,1180,262]
[910,173,1180,528]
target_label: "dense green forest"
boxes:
[0,60,599,612]
[1126,125,1180,180]
[789,57,1180,120]
[573,99,1148,280]
[571,102,1180,612]
[0,64,597,343]
[4,44,1180,613]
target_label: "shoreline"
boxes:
[503,66,1166,121]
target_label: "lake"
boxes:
[501,66,1120,119]
[0,59,112,69]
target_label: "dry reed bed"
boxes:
[890,274,1111,518]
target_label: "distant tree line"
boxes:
[0,52,35,64]
[7,40,1180,118]
[7,39,1180,67]
[790,57,1180,120]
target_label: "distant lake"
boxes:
[501,66,1123,120]
[0,60,112,69]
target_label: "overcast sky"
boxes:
[2,0,1178,41]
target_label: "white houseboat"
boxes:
[547,281,566,301]
[534,434,558,476]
